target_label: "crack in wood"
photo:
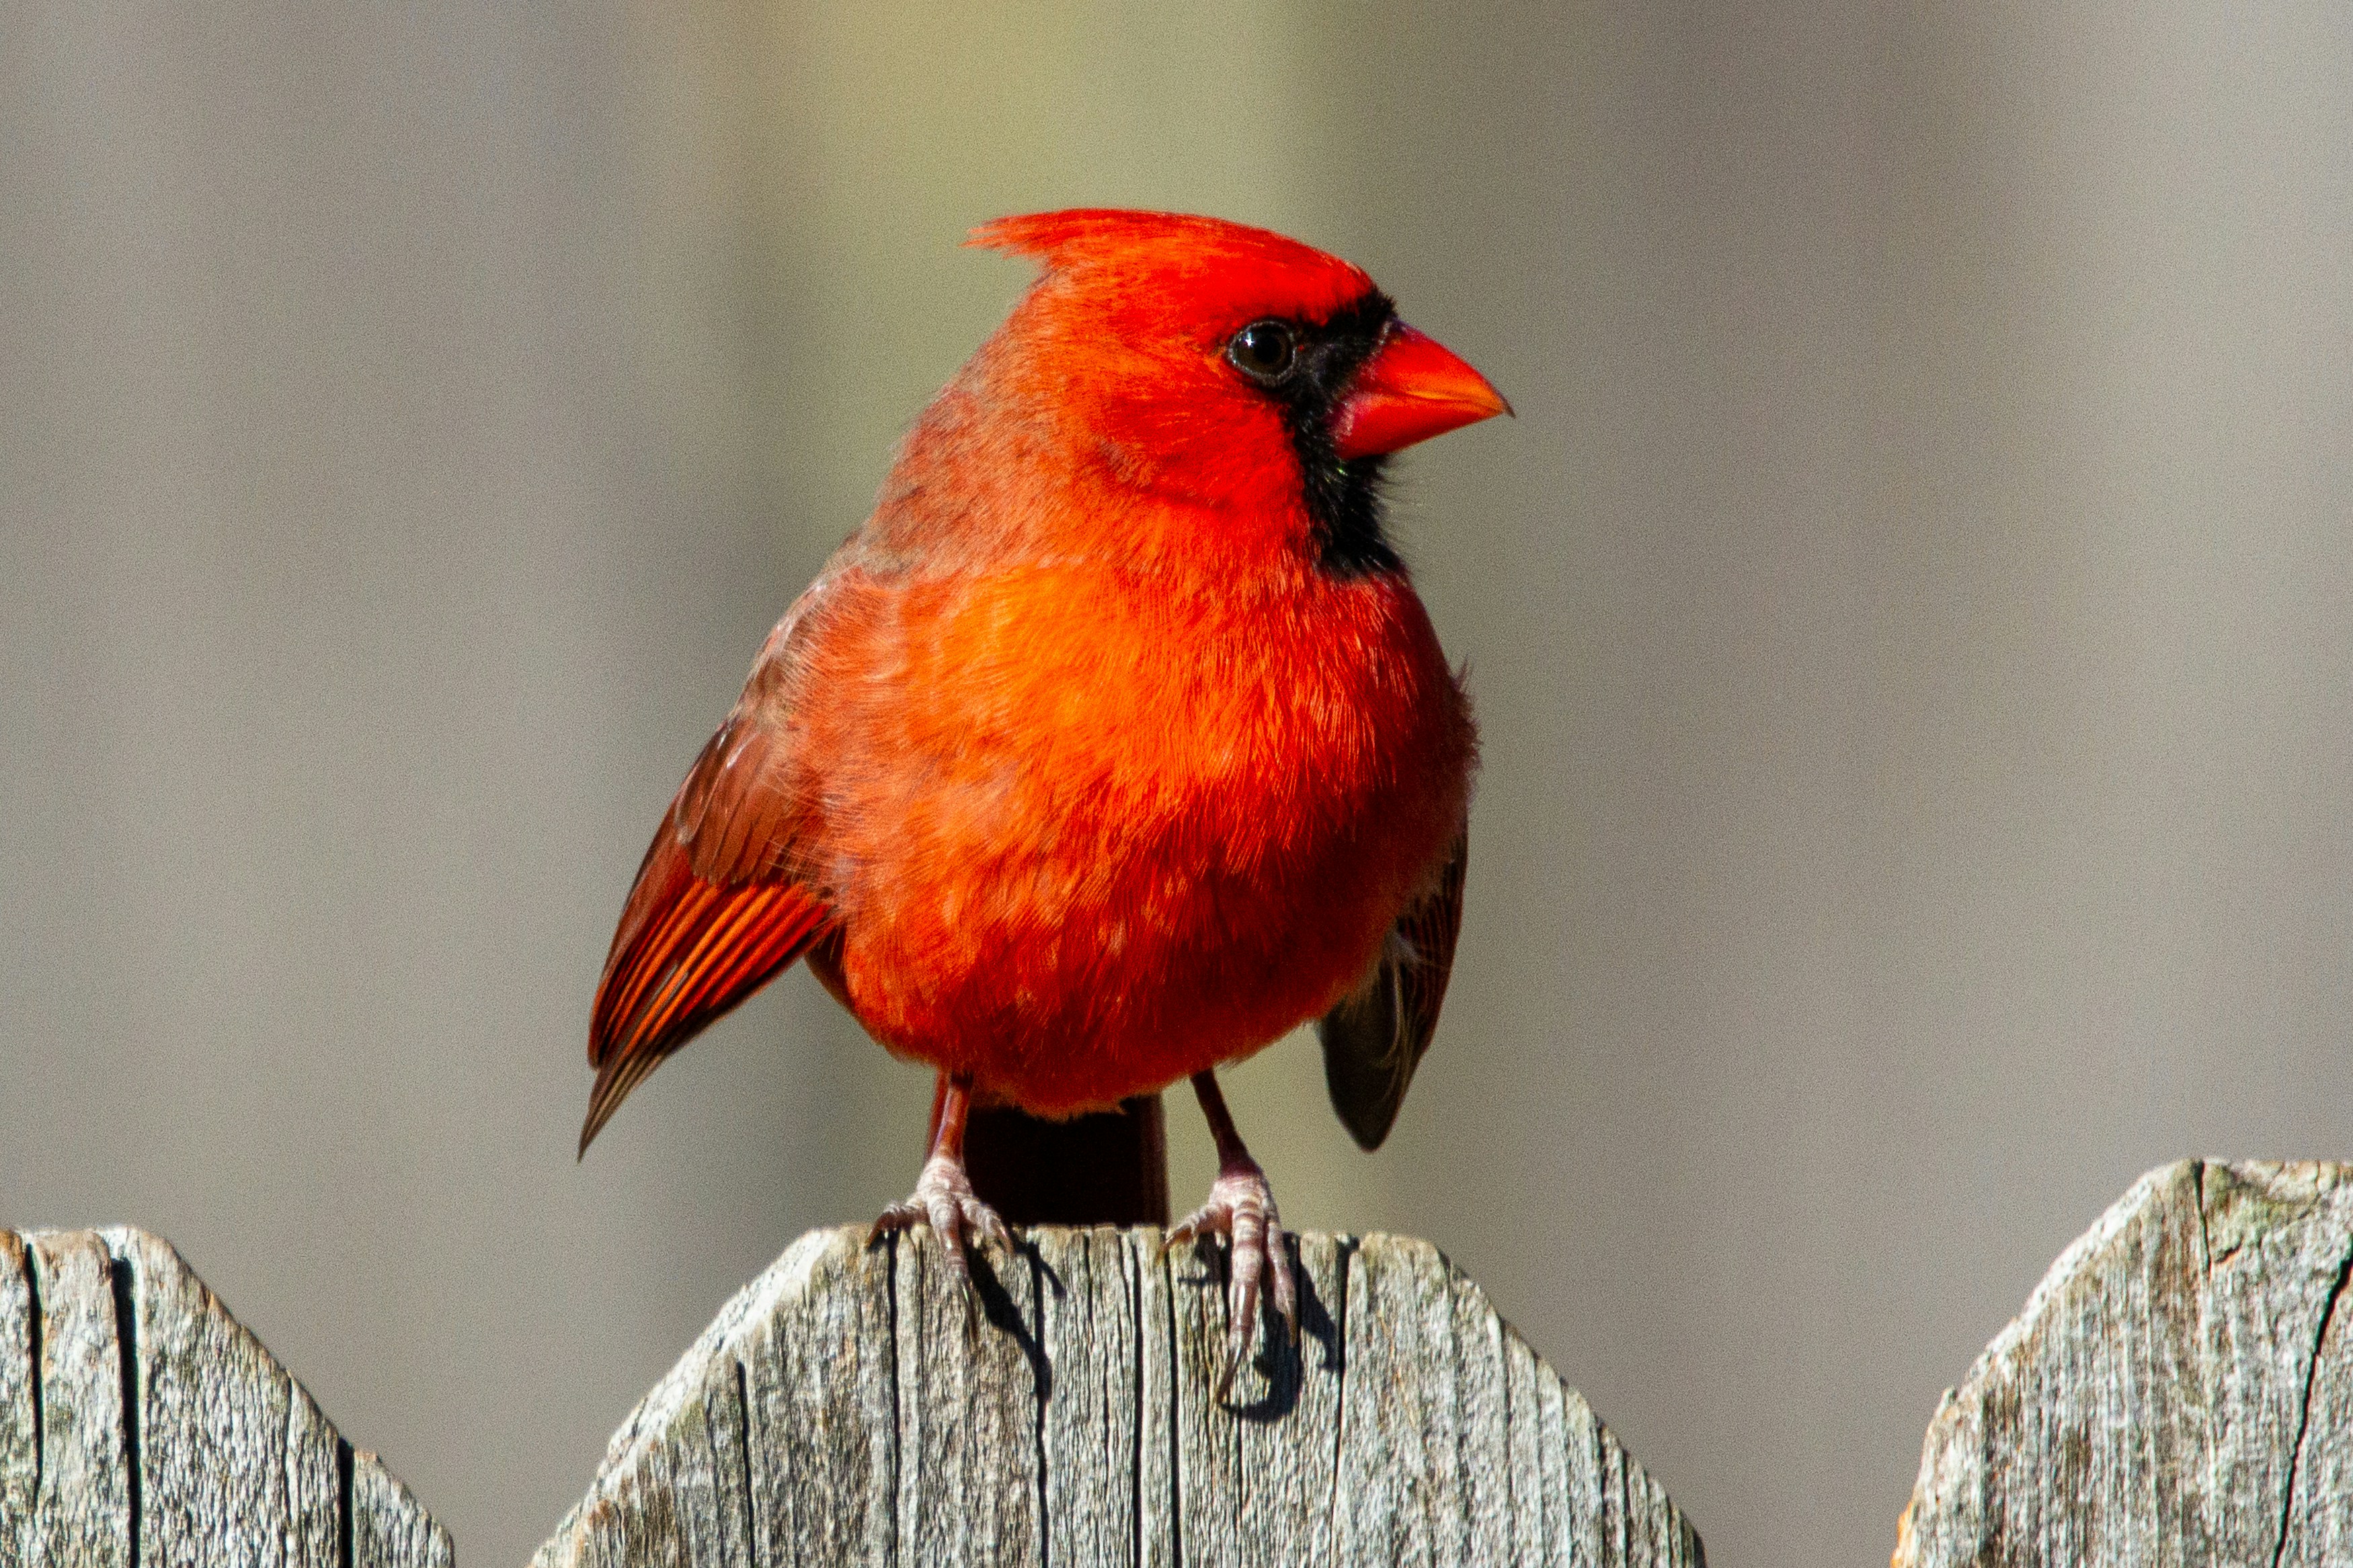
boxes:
[1163,1240,1183,1568]
[106,1251,140,1568]
[1321,1236,1355,1544]
[1028,1248,1050,1568]
[22,1242,42,1499]
[2272,1234,2353,1568]
[336,1436,355,1568]
[1124,1239,1143,1568]
[882,1229,902,1567]
[731,1358,755,1566]
[2196,1159,2214,1276]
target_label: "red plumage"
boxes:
[583,210,1507,1371]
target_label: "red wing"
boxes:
[581,705,835,1154]
[1316,830,1467,1151]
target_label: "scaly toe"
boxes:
[924,1189,965,1245]
[1164,1202,1225,1252]
[1174,1159,1296,1396]
[973,1201,1017,1256]
[867,1153,1019,1296]
[871,1200,924,1236]
[1215,1313,1254,1399]
[1269,1227,1300,1340]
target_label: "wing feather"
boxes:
[582,633,838,1154]
[1317,829,1467,1151]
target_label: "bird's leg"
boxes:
[872,1071,1015,1290]
[1166,1069,1298,1396]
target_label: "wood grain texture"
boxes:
[0,1227,449,1568]
[535,1226,1702,1568]
[1896,1160,2353,1567]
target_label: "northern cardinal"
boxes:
[584,210,1505,1381]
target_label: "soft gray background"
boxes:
[4,2,2349,1563]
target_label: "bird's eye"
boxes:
[1227,320,1298,382]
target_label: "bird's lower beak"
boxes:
[1330,323,1512,460]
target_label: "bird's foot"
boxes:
[1166,1157,1298,1397]
[871,1151,1016,1292]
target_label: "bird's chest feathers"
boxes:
[849,563,1453,904]
[1004,570,1418,842]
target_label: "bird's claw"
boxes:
[870,1152,1015,1292]
[1166,1158,1297,1397]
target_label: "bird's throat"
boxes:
[1302,447,1398,577]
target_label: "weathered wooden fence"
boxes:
[530,1227,1696,1566]
[1,1227,449,1567]
[14,1159,2353,1564]
[1896,1159,2353,1567]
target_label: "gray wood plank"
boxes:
[1228,1229,1351,1562]
[282,1383,346,1568]
[1507,1331,1565,1565]
[110,1226,315,1567]
[1134,1227,1178,1568]
[1331,1233,1455,1567]
[353,1452,454,1568]
[1897,1159,2353,1568]
[0,1229,447,1568]
[891,1227,1043,1565]
[535,1224,1701,1568]
[2278,1208,2353,1565]
[1449,1255,1515,1568]
[1,1233,36,1562]
[1035,1229,1140,1568]
[24,1229,131,1568]
[1164,1228,1350,1566]
[758,1226,897,1566]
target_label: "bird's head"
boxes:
[965,209,1509,575]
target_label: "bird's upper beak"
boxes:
[1330,323,1512,460]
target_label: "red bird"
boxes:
[584,210,1505,1376]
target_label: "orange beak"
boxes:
[1330,323,1512,459]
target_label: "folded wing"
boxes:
[582,697,835,1154]
[1316,829,1468,1151]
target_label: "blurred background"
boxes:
[4,2,2350,1563]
